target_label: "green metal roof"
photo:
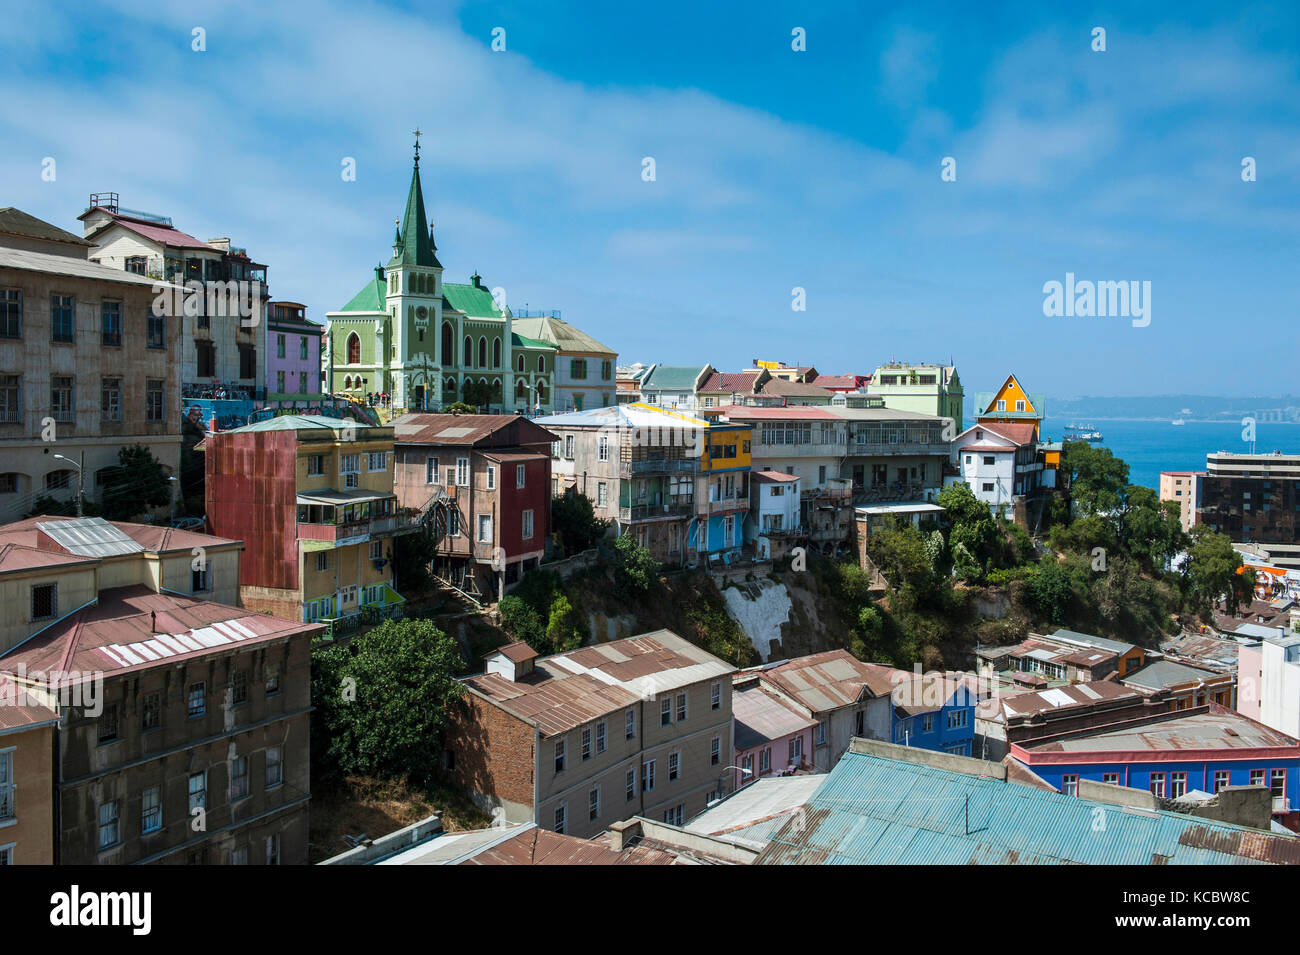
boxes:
[642,365,708,391]
[755,747,1300,865]
[443,282,503,318]
[512,332,556,351]
[339,276,386,313]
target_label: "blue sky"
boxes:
[2,0,1297,398]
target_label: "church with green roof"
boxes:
[322,141,557,414]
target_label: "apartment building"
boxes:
[948,421,1042,518]
[1198,451,1300,570]
[0,514,316,864]
[391,413,554,600]
[0,675,59,864]
[538,403,706,564]
[445,631,736,839]
[511,314,617,413]
[868,362,964,431]
[747,470,801,559]
[1238,632,1300,738]
[266,301,324,401]
[1158,470,1203,534]
[202,415,410,628]
[79,194,268,403]
[746,649,895,772]
[0,207,181,522]
[730,678,817,785]
[696,420,751,561]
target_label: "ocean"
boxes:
[1040,416,1300,490]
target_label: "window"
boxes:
[571,358,587,380]
[710,736,720,766]
[626,709,635,740]
[1149,772,1166,798]
[146,379,164,422]
[276,333,286,358]
[98,703,119,744]
[367,451,387,472]
[100,300,122,345]
[266,663,281,695]
[563,435,574,459]
[447,509,461,537]
[148,310,166,349]
[660,698,672,727]
[101,377,122,422]
[98,801,120,849]
[0,289,20,338]
[0,375,19,423]
[588,786,600,821]
[51,294,75,342]
[192,565,209,592]
[1015,400,1025,412]
[276,370,286,393]
[1170,771,1187,799]
[188,682,206,718]
[668,751,680,781]
[855,711,865,736]
[307,454,325,477]
[300,337,309,360]
[516,464,526,488]
[711,681,721,711]
[425,456,438,484]
[141,786,161,834]
[1102,773,1120,785]
[996,400,1005,411]
[946,709,968,730]
[922,714,934,733]
[554,740,566,773]
[1062,774,1079,797]
[477,514,493,542]
[663,805,684,826]
[626,768,636,801]
[231,756,250,800]
[597,435,608,461]
[1250,769,1266,787]
[790,736,804,763]
[316,551,329,572]
[142,692,161,731]
[596,482,607,507]
[456,457,470,486]
[0,752,10,822]
[675,692,687,722]
[1271,769,1286,803]
[760,748,771,774]
[51,376,74,422]
[231,669,248,705]
[816,721,827,746]
[554,805,566,834]
[188,771,207,814]
[982,482,994,492]
[230,847,248,865]
[582,728,592,761]
[642,759,656,792]
[595,721,606,754]
[522,509,534,540]
[31,583,56,620]
[983,455,995,466]
[265,834,280,865]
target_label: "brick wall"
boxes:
[445,690,535,822]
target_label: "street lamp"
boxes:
[708,764,753,807]
[168,475,179,525]
[51,453,84,517]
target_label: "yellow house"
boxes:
[975,373,1045,441]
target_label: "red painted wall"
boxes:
[205,431,300,590]
[498,456,551,559]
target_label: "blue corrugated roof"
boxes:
[754,748,1300,865]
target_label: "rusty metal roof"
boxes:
[460,827,677,865]
[754,650,895,714]
[1021,708,1300,754]
[733,685,817,751]
[463,631,735,738]
[755,748,1300,865]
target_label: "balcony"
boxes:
[848,441,946,457]
[298,512,412,546]
[619,458,696,476]
[619,502,694,522]
[705,496,749,515]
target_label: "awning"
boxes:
[296,490,395,506]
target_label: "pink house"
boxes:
[265,301,324,399]
[732,679,817,788]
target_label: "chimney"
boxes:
[207,237,231,252]
[150,610,158,633]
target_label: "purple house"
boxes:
[266,301,324,400]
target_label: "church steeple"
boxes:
[389,129,441,268]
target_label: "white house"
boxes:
[747,470,801,558]
[947,422,1039,518]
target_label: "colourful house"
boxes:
[266,301,324,400]
[973,373,1045,441]
[886,670,977,756]
[692,421,752,561]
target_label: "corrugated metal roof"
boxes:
[755,749,1300,865]
[35,517,144,557]
[733,686,817,750]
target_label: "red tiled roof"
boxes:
[969,421,1037,447]
[700,372,760,393]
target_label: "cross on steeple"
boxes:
[412,127,422,167]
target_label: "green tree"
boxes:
[461,381,502,408]
[1063,441,1129,518]
[545,594,585,652]
[551,492,609,555]
[311,618,464,785]
[1185,527,1244,613]
[498,594,546,650]
[100,444,172,521]
[1024,557,1078,625]
[444,401,476,414]
[612,533,659,600]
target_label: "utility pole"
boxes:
[77,450,84,517]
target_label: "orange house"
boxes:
[975,373,1045,441]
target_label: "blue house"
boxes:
[888,672,976,756]
[1011,706,1300,820]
